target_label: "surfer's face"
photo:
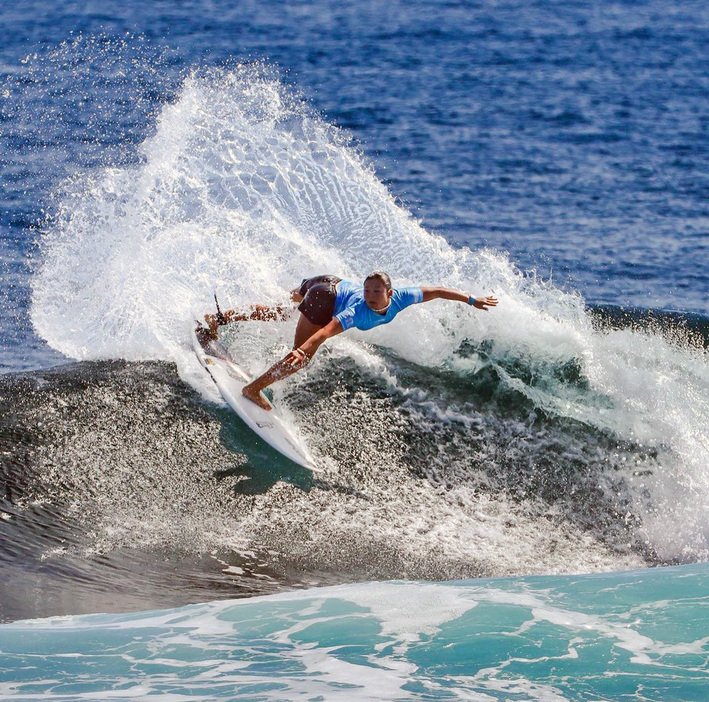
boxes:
[364,279,392,312]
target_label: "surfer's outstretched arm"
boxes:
[420,287,498,311]
[242,319,344,410]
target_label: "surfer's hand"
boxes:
[284,347,310,368]
[471,296,498,311]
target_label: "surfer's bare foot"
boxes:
[203,314,219,340]
[242,384,272,411]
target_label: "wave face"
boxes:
[7,65,705,620]
[2,562,708,701]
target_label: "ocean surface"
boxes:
[1,0,708,699]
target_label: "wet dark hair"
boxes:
[364,271,392,290]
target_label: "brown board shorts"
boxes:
[297,275,342,326]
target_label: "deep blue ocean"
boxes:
[1,1,708,699]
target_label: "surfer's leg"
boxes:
[246,304,291,321]
[293,314,323,348]
[204,304,292,338]
[242,313,322,410]
[242,353,309,410]
[241,275,338,409]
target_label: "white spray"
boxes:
[31,64,709,564]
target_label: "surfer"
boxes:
[206,273,498,411]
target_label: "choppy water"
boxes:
[3,564,709,701]
[1,1,708,699]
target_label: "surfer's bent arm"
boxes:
[420,287,498,311]
[288,318,343,366]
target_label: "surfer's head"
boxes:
[363,272,393,313]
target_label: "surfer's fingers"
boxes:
[283,350,308,368]
[474,296,498,311]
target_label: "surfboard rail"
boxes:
[191,323,320,472]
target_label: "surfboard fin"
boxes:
[214,293,227,326]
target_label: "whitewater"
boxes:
[28,65,709,573]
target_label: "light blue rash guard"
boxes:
[333,280,424,331]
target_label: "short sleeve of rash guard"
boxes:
[335,306,357,331]
[394,287,424,308]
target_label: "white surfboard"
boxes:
[191,324,320,473]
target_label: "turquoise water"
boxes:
[2,563,708,701]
